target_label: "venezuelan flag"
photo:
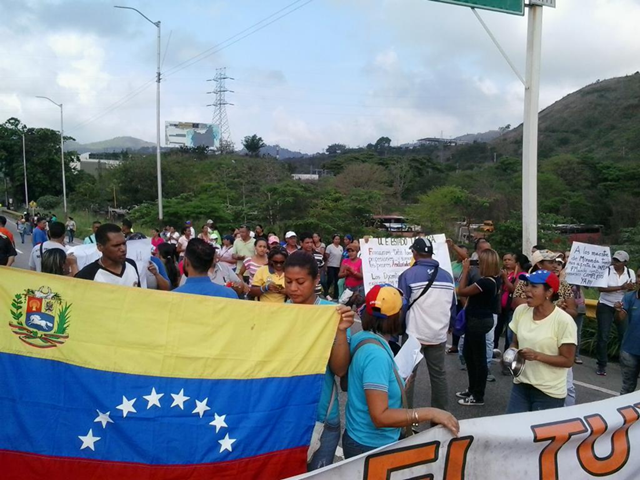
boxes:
[0,268,338,479]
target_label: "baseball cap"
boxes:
[531,249,557,265]
[613,250,630,262]
[410,237,434,255]
[364,284,404,319]
[186,220,192,225]
[518,270,560,293]
[207,219,214,224]
[268,234,280,245]
[285,231,297,239]
[555,254,565,265]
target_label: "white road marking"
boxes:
[573,380,619,397]
[16,249,23,254]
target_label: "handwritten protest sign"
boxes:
[565,242,611,288]
[360,235,453,294]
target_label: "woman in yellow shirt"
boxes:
[250,247,289,302]
[506,270,577,413]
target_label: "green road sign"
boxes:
[431,0,525,16]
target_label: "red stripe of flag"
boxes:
[0,446,307,480]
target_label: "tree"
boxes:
[242,134,266,157]
[374,136,392,154]
[326,143,347,155]
[406,186,489,237]
[498,124,511,135]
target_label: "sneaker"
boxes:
[446,347,459,354]
[460,364,467,371]
[575,357,583,365]
[596,368,607,376]
[487,373,496,382]
[458,396,484,406]
[455,390,472,399]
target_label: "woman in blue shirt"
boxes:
[284,251,354,471]
[343,285,460,458]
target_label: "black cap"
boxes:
[410,237,434,255]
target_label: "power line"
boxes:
[71,79,155,131]
[163,0,314,79]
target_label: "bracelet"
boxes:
[412,409,420,427]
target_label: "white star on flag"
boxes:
[170,389,190,410]
[209,413,227,433]
[116,396,137,418]
[192,398,211,418]
[143,388,164,409]
[79,429,101,451]
[94,410,114,429]
[218,433,236,453]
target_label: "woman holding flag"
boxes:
[284,251,355,470]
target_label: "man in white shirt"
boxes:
[75,224,140,287]
[29,221,67,272]
[596,250,636,376]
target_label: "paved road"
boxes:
[3,216,81,270]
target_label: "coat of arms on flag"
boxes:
[8,286,71,349]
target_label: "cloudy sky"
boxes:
[1,0,639,153]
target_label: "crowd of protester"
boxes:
[4,213,640,472]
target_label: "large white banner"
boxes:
[360,235,453,294]
[565,242,612,288]
[292,391,640,480]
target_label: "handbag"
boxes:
[453,309,466,337]
[307,380,337,463]
[342,338,413,438]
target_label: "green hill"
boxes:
[66,136,155,153]
[494,72,640,161]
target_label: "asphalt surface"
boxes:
[3,216,81,270]
[5,216,626,457]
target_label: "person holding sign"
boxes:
[342,285,459,459]
[596,251,636,376]
[506,270,577,413]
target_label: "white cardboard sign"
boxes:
[360,235,453,294]
[565,242,611,288]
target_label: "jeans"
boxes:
[19,231,25,244]
[68,229,75,243]
[342,430,377,459]
[463,316,493,401]
[620,350,640,395]
[506,382,565,413]
[575,313,584,355]
[596,303,627,368]
[495,310,514,350]
[406,342,448,411]
[485,314,498,366]
[308,421,340,471]
[565,368,575,407]
[326,267,340,297]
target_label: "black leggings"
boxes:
[463,316,493,402]
[326,266,340,297]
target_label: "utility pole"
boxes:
[207,68,234,151]
[35,96,67,215]
[22,133,29,208]
[522,3,544,255]
[115,6,163,220]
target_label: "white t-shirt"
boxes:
[178,236,190,255]
[325,244,343,268]
[29,241,67,272]
[599,266,636,307]
[75,259,140,287]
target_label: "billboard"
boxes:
[165,121,220,148]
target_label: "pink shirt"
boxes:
[151,237,164,248]
[343,258,363,288]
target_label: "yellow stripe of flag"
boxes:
[1,268,338,380]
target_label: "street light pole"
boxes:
[35,95,67,216]
[22,133,29,208]
[115,5,163,220]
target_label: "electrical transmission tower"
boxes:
[206,68,234,151]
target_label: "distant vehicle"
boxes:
[552,224,603,244]
[371,215,422,237]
